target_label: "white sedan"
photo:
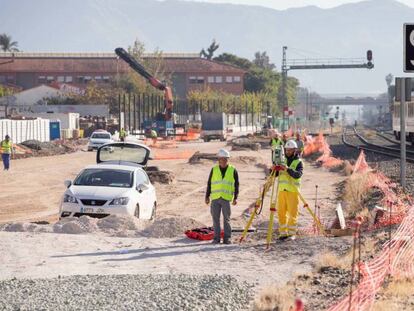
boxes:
[60,142,156,220]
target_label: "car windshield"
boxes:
[74,169,133,188]
[91,133,111,139]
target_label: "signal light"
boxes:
[367,50,373,61]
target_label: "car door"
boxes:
[135,169,153,219]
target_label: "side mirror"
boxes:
[64,180,72,188]
[137,183,149,193]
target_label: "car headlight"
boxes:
[63,194,78,203]
[109,197,129,206]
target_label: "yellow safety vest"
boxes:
[271,138,283,147]
[151,130,157,138]
[120,130,127,138]
[278,159,302,192]
[210,165,235,201]
[1,140,12,154]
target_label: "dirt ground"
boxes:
[0,139,350,296]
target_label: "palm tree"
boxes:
[0,34,19,52]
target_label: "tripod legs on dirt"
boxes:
[266,177,280,249]
[239,171,276,243]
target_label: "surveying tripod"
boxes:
[239,146,325,249]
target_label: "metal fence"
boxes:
[117,93,268,133]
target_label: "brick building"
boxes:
[0,52,245,99]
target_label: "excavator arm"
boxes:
[115,47,173,121]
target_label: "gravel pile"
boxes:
[0,274,253,311]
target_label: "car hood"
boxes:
[69,186,132,199]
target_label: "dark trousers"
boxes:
[2,153,10,170]
[211,198,231,241]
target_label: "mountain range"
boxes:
[1,0,413,94]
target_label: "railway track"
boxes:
[342,127,414,163]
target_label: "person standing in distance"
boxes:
[1,135,13,171]
[205,149,239,244]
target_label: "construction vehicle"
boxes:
[200,112,227,142]
[114,48,175,137]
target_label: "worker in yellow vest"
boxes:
[119,128,127,142]
[205,149,239,244]
[277,140,303,241]
[1,135,13,171]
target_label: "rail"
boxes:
[342,128,414,163]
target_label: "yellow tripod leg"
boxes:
[266,176,280,249]
[239,198,260,243]
[240,170,276,243]
[296,190,325,235]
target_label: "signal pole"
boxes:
[281,46,288,130]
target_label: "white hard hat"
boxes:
[217,148,230,158]
[285,140,298,149]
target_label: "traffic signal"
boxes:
[367,50,372,61]
[366,50,374,69]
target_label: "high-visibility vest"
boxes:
[271,138,283,147]
[210,165,235,201]
[151,130,157,138]
[120,130,127,138]
[278,158,302,192]
[1,140,12,154]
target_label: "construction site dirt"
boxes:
[0,138,364,309]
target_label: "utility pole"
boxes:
[400,79,406,189]
[281,46,288,130]
[396,77,412,189]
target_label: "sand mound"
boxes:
[144,216,205,238]
[0,215,205,239]
[53,216,99,234]
[97,215,147,232]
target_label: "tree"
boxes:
[200,39,219,60]
[0,34,19,52]
[253,51,275,70]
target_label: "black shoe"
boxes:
[211,239,220,244]
[223,240,232,245]
[278,236,288,241]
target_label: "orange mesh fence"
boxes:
[327,204,414,311]
[324,151,414,310]
[305,132,344,169]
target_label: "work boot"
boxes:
[223,239,232,245]
[211,239,220,244]
[278,236,288,241]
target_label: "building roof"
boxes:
[0,52,246,74]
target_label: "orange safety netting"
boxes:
[324,151,414,310]
[327,204,414,311]
[304,132,344,168]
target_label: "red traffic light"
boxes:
[367,50,373,61]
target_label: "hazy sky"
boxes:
[184,0,414,9]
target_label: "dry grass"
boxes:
[315,251,353,270]
[374,278,414,310]
[253,285,295,311]
[342,160,354,176]
[343,172,370,217]
[315,239,375,272]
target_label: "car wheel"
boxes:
[150,203,156,220]
[134,204,140,218]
